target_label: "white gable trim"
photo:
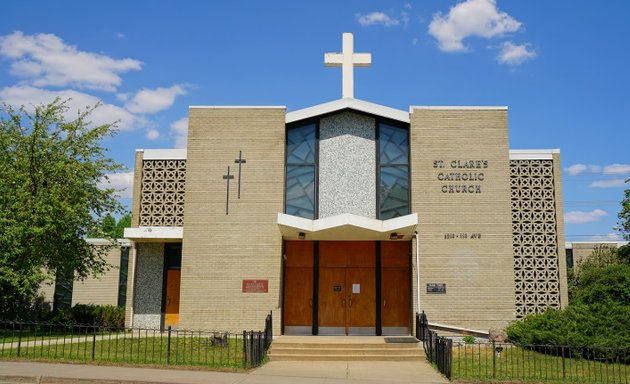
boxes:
[277,212,418,241]
[286,98,409,124]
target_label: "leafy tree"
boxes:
[87,212,131,239]
[0,99,123,319]
[619,186,630,240]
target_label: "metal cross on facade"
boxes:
[222,166,234,215]
[324,33,372,99]
[234,150,246,199]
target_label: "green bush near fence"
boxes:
[46,304,125,328]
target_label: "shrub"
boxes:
[48,304,124,328]
[506,304,630,349]
[462,335,476,344]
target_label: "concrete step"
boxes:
[269,353,424,362]
[267,336,426,362]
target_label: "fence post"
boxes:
[242,331,247,368]
[166,326,172,364]
[561,346,566,379]
[492,341,496,379]
[16,323,22,358]
[91,326,97,360]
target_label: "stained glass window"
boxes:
[286,123,317,219]
[379,123,409,219]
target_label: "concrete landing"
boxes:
[252,361,448,383]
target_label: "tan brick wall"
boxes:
[553,153,569,308]
[410,108,515,331]
[131,150,144,228]
[72,245,121,306]
[124,244,136,327]
[179,107,286,333]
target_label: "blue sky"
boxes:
[1,0,628,242]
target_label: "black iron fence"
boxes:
[416,311,629,383]
[0,311,273,369]
[416,311,452,379]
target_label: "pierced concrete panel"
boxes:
[139,160,186,226]
[511,159,561,318]
[319,112,376,218]
[133,243,164,329]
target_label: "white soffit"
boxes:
[509,149,560,160]
[277,212,418,241]
[286,98,409,124]
[124,227,183,242]
[141,149,187,160]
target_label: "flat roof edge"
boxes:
[410,106,508,111]
[142,149,187,160]
[510,149,560,160]
[189,106,286,109]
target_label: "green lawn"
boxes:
[0,332,250,369]
[452,343,628,383]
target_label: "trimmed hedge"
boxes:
[48,304,124,328]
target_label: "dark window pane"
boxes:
[117,247,129,307]
[53,269,74,311]
[287,124,316,164]
[286,165,315,219]
[380,165,409,219]
[380,124,408,165]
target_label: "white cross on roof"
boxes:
[324,33,372,99]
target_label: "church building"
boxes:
[124,33,568,336]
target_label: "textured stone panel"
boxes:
[511,159,561,318]
[319,112,376,218]
[133,243,164,329]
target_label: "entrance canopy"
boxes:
[277,213,417,241]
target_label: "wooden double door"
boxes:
[283,241,410,336]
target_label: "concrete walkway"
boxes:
[0,360,448,384]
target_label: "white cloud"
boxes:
[124,85,187,114]
[116,33,125,39]
[565,164,588,176]
[497,41,536,66]
[146,129,160,140]
[589,232,621,242]
[98,171,134,198]
[0,85,144,131]
[603,163,630,175]
[565,209,608,224]
[412,38,419,46]
[170,117,188,149]
[0,31,142,91]
[357,12,401,27]
[589,179,627,188]
[428,0,522,52]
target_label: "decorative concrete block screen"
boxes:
[510,159,561,318]
[139,160,186,226]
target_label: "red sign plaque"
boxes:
[242,279,268,293]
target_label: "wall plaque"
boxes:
[427,283,446,294]
[242,279,268,293]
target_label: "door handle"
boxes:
[383,299,387,308]
[348,297,353,308]
[342,299,346,307]
[309,298,313,307]
[167,298,171,305]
